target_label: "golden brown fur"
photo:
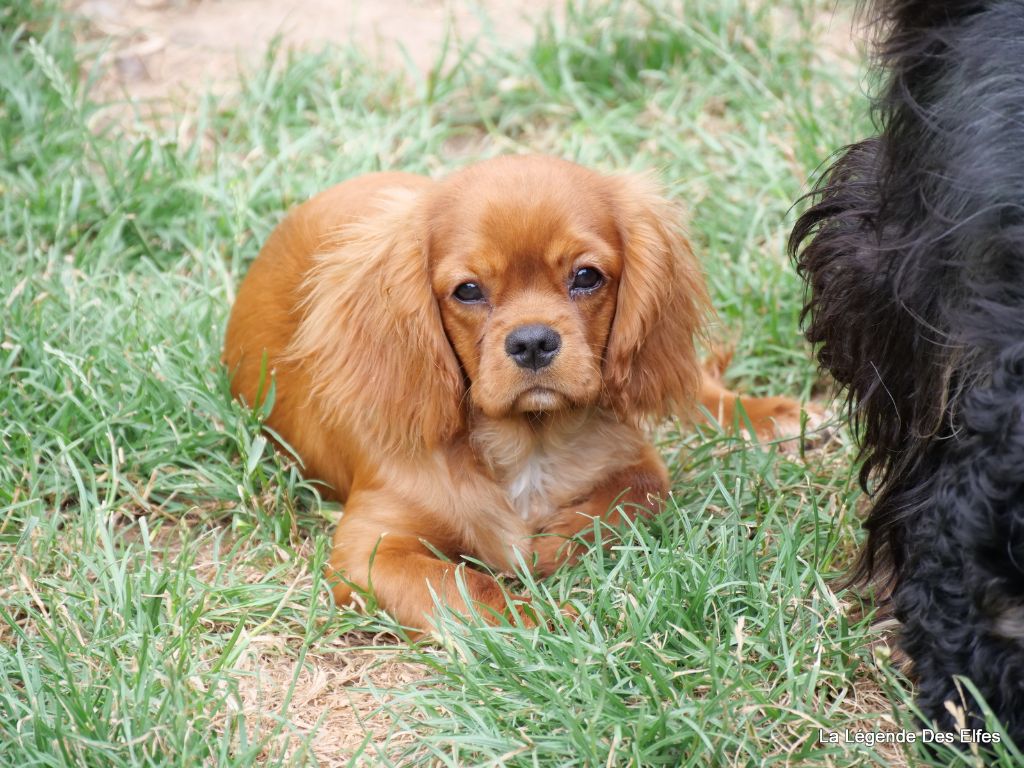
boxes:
[223,155,813,632]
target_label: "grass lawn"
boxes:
[2,0,1021,765]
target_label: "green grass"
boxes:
[2,0,1021,765]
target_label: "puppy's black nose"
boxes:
[505,324,561,371]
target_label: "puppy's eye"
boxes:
[453,282,485,303]
[570,267,604,294]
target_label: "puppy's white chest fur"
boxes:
[505,449,557,520]
[471,410,647,524]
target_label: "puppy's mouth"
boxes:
[514,386,568,413]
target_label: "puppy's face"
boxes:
[427,158,624,418]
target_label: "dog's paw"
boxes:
[746,397,833,452]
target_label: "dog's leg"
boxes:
[530,447,668,576]
[697,373,823,444]
[326,488,525,633]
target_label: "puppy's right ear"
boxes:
[289,189,464,454]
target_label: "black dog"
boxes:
[790,0,1024,743]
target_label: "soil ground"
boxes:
[72,0,556,105]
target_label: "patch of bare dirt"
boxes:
[71,0,556,108]
[232,633,426,766]
[126,522,431,764]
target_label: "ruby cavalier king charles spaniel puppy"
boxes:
[224,155,813,633]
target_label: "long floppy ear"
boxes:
[604,174,710,419]
[288,189,464,454]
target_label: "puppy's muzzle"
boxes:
[505,324,561,371]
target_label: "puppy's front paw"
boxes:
[530,533,585,577]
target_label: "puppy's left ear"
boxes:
[604,174,710,419]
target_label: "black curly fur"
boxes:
[789,0,1024,742]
